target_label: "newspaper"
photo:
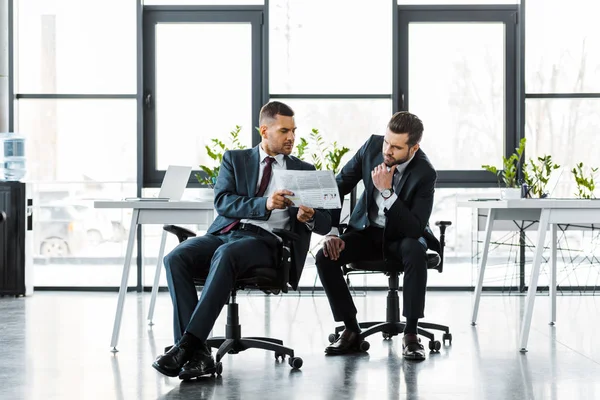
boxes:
[272,169,341,209]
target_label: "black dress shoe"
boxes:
[325,330,361,355]
[152,343,195,377]
[179,343,216,380]
[402,334,425,360]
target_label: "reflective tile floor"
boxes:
[1,291,600,400]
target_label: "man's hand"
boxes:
[371,163,397,192]
[266,189,294,211]
[322,235,345,261]
[296,205,315,223]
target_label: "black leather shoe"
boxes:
[402,334,426,360]
[152,343,195,377]
[325,330,361,355]
[179,343,216,380]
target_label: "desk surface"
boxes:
[458,198,600,209]
[94,200,214,210]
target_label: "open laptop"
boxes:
[125,165,192,201]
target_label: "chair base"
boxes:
[329,285,452,353]
[206,297,303,369]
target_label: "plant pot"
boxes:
[196,188,214,201]
[500,188,521,200]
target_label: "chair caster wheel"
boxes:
[359,340,370,352]
[215,362,223,376]
[275,352,286,361]
[382,332,392,340]
[328,333,339,344]
[429,340,441,352]
[289,357,303,369]
[443,333,452,345]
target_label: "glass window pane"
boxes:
[17,99,137,182]
[16,99,137,287]
[408,23,505,170]
[525,99,600,198]
[17,0,136,94]
[399,0,518,3]
[145,0,263,4]
[155,23,253,170]
[269,0,392,94]
[526,0,600,93]
[31,182,137,287]
[271,99,392,165]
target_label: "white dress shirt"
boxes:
[369,155,414,228]
[240,145,290,234]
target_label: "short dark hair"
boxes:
[259,101,294,125]
[387,111,424,146]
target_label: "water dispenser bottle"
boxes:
[0,133,26,181]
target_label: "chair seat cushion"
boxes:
[348,251,441,273]
[193,266,279,289]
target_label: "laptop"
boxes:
[125,165,192,201]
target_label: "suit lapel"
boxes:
[395,169,412,197]
[367,152,384,200]
[246,146,261,195]
[284,155,302,171]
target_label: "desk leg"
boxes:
[549,223,557,325]
[471,208,496,325]
[147,230,167,325]
[110,209,139,352]
[519,209,550,352]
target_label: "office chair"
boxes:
[327,221,453,353]
[163,224,304,376]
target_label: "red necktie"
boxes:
[220,156,276,234]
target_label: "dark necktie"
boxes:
[220,156,276,234]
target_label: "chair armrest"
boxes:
[163,224,197,243]
[272,228,300,243]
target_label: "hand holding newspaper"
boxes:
[271,170,341,209]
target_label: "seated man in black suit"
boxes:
[316,111,438,360]
[153,101,332,379]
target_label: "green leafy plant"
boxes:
[195,125,247,187]
[571,162,598,199]
[523,155,561,198]
[482,138,526,188]
[294,129,350,174]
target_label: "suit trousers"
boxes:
[163,228,279,343]
[315,226,428,322]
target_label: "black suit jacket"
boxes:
[334,135,440,254]
[207,145,332,289]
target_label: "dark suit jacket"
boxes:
[334,135,441,255]
[207,145,332,289]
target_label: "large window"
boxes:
[14,0,137,287]
[524,0,600,200]
[142,8,263,186]
[269,0,393,165]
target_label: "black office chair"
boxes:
[163,224,303,375]
[327,221,453,353]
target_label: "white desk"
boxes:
[458,198,600,351]
[94,200,215,351]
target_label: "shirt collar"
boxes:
[387,153,414,174]
[259,144,285,167]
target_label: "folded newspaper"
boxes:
[271,170,341,209]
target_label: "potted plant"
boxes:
[571,162,597,199]
[293,129,350,174]
[195,125,247,198]
[482,138,526,199]
[196,126,350,199]
[522,155,561,198]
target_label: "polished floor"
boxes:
[1,290,600,400]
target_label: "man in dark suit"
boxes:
[316,111,438,360]
[153,101,331,379]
